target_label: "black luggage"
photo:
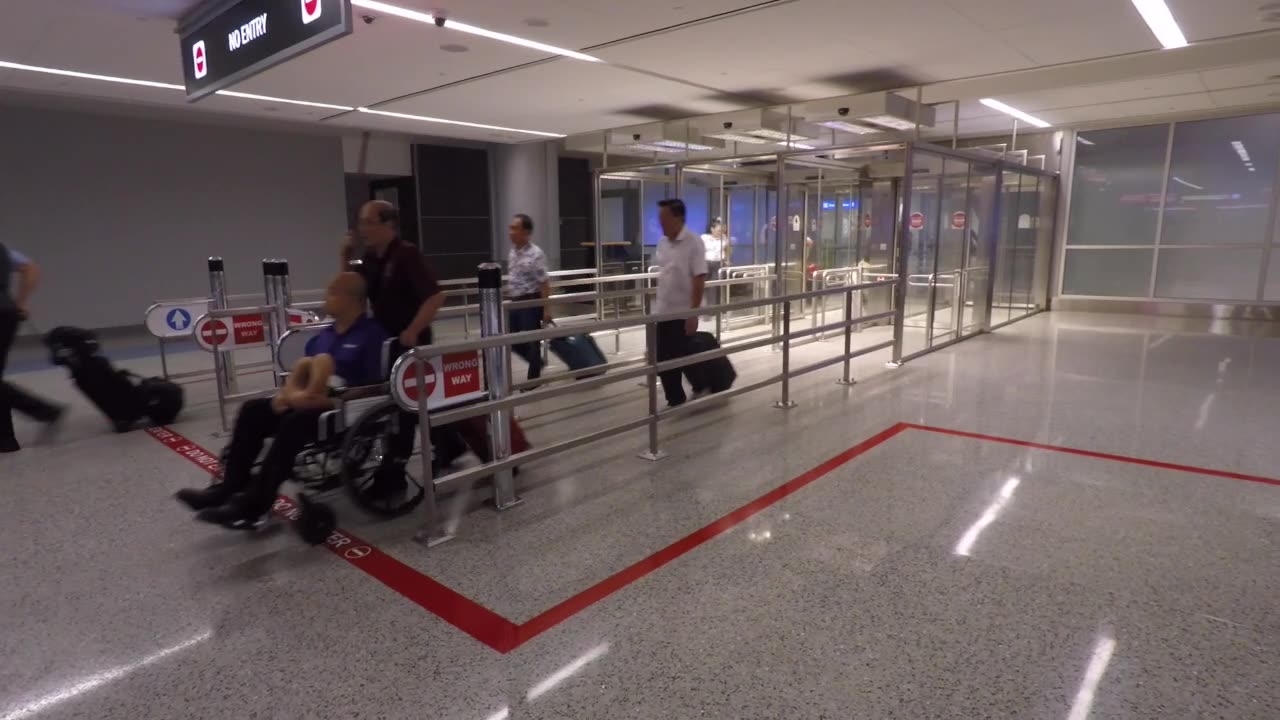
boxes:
[44,326,184,431]
[548,332,607,378]
[685,331,736,394]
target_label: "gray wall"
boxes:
[492,142,561,269]
[1,105,346,330]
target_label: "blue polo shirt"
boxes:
[304,315,388,386]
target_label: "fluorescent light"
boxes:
[979,98,1051,128]
[651,139,716,152]
[526,643,609,701]
[624,143,684,154]
[747,128,813,142]
[818,120,880,135]
[215,90,353,110]
[0,60,184,90]
[1129,0,1188,49]
[357,107,565,137]
[1076,136,1096,146]
[1171,176,1203,190]
[1232,140,1251,163]
[777,141,816,150]
[0,59,351,109]
[954,477,1020,557]
[703,132,771,145]
[1067,634,1117,720]
[350,0,601,62]
[861,114,918,131]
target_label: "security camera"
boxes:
[633,133,642,141]
[433,10,447,27]
[837,107,850,116]
[723,121,734,129]
[361,14,375,24]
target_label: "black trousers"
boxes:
[705,261,721,307]
[508,297,545,380]
[0,312,60,447]
[223,397,322,506]
[656,319,696,406]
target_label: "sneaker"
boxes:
[175,484,236,512]
[195,495,270,531]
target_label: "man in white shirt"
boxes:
[652,199,707,408]
[505,213,551,381]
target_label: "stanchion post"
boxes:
[837,287,856,386]
[207,257,237,395]
[262,259,290,386]
[477,263,521,510]
[413,355,451,546]
[638,320,667,462]
[774,301,797,409]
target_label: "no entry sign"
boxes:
[391,351,486,412]
[909,212,925,231]
[194,312,266,351]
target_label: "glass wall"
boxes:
[1063,112,1280,302]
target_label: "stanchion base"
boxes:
[638,450,668,462]
[835,379,857,386]
[413,528,455,547]
[773,400,798,409]
[884,360,903,369]
[493,496,525,512]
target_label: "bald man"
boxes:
[176,272,388,530]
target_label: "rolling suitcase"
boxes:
[456,415,531,463]
[548,332,607,378]
[45,326,184,431]
[685,331,736,394]
[69,355,147,432]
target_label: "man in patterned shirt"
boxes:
[506,214,551,381]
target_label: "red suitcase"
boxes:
[456,415,530,463]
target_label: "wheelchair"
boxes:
[209,337,433,543]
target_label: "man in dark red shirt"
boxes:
[343,200,445,347]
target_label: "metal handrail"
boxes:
[402,276,900,545]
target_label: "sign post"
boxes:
[179,0,353,101]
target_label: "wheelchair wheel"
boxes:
[339,399,425,517]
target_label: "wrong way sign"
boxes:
[390,351,486,412]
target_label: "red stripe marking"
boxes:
[512,422,912,646]
[903,423,1280,487]
[146,427,518,652]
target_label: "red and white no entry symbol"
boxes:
[200,319,228,347]
[909,212,925,230]
[951,211,966,230]
[401,362,437,401]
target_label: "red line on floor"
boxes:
[511,422,912,648]
[904,423,1280,488]
[145,427,519,653]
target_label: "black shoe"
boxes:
[195,494,270,531]
[175,484,236,512]
[0,441,19,454]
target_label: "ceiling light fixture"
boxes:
[817,120,880,135]
[357,107,565,137]
[777,141,816,150]
[215,90,353,110]
[0,60,184,90]
[859,114,919,131]
[1232,140,1251,163]
[702,131,770,145]
[1076,136,1096,146]
[748,128,814,142]
[1129,0,1189,49]
[979,98,1051,128]
[1171,176,1204,190]
[651,139,716,152]
[350,0,601,62]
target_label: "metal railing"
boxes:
[393,276,899,546]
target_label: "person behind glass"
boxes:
[506,214,551,383]
[700,219,727,307]
[652,199,708,408]
[0,243,64,453]
[174,273,387,528]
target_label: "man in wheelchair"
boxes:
[175,272,387,530]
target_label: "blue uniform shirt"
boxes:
[304,315,388,386]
